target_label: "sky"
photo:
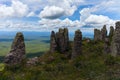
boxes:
[0,0,119,32]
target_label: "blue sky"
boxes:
[0,0,119,32]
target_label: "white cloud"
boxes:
[0,0,29,18]
[79,7,115,28]
[27,12,36,17]
[0,0,119,32]
[38,0,83,19]
[85,15,113,24]
[38,18,83,32]
[39,6,64,19]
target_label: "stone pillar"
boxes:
[50,31,57,53]
[72,30,82,59]
[50,28,69,54]
[101,25,107,41]
[94,29,102,41]
[111,22,120,56]
[4,32,26,65]
[109,26,114,41]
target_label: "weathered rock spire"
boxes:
[50,31,57,53]
[50,28,69,53]
[94,25,107,41]
[4,32,26,65]
[109,26,114,41]
[72,29,82,59]
[111,21,120,56]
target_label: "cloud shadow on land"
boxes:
[41,40,50,43]
[0,56,4,63]
[27,52,44,58]
[0,39,35,42]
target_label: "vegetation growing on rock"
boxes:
[1,22,120,80]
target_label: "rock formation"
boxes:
[4,32,26,65]
[111,22,120,56]
[101,25,107,41]
[27,57,38,66]
[50,28,69,53]
[94,29,102,41]
[109,26,114,41]
[56,28,69,53]
[94,25,107,41]
[104,38,111,54]
[50,31,57,53]
[72,30,82,59]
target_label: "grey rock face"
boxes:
[72,30,82,59]
[27,57,38,66]
[50,28,69,53]
[109,26,114,41]
[94,25,107,41]
[4,32,26,65]
[50,31,57,53]
[57,28,69,53]
[104,38,111,54]
[94,29,102,41]
[101,25,107,41]
[111,22,120,56]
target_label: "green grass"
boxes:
[1,39,120,80]
[0,38,50,62]
[0,63,5,71]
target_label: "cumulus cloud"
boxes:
[38,0,84,19]
[0,0,119,32]
[0,0,29,18]
[38,18,83,32]
[39,6,64,19]
[27,12,36,17]
[79,7,115,28]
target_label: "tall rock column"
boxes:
[50,31,57,53]
[101,25,107,41]
[109,26,114,41]
[50,28,69,54]
[94,29,102,41]
[111,22,120,56]
[4,32,26,65]
[72,30,82,59]
[56,28,69,53]
[64,28,69,52]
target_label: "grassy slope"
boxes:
[0,38,49,63]
[0,39,49,56]
[1,40,120,80]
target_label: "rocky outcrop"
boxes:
[56,28,69,53]
[50,31,57,53]
[50,28,69,53]
[111,22,120,56]
[72,30,82,59]
[27,57,38,66]
[109,26,114,41]
[104,38,111,54]
[94,29,102,41]
[101,25,107,41]
[4,32,26,65]
[94,25,107,41]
